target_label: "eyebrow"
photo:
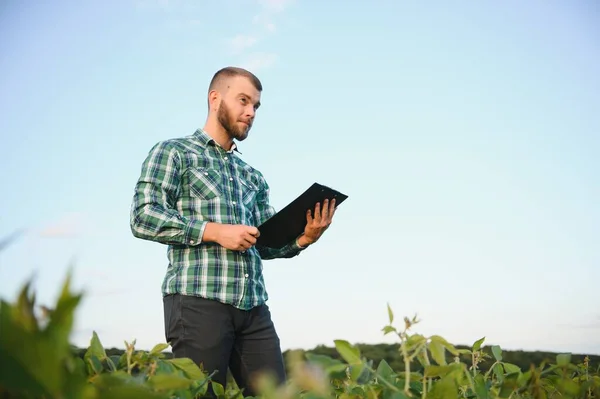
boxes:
[239,93,261,108]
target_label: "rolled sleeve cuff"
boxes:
[283,236,308,256]
[185,219,207,246]
[293,236,307,251]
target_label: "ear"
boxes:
[208,90,220,112]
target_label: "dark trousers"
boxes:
[163,294,286,397]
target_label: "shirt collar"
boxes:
[193,128,242,154]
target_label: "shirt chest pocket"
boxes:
[237,176,259,206]
[188,167,222,200]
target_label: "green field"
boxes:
[1,271,599,399]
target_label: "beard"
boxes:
[217,101,251,141]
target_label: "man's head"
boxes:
[207,66,262,143]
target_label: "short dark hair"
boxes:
[208,66,263,93]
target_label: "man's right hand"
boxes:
[202,222,260,251]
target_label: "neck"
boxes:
[203,118,234,150]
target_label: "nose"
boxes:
[245,105,255,120]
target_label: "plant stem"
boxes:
[421,346,432,397]
[401,338,411,396]
[484,361,499,380]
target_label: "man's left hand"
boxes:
[297,198,337,247]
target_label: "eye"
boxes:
[240,98,247,104]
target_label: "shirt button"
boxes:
[224,157,228,161]
[232,201,236,205]
[229,177,233,181]
[245,274,249,278]
[189,240,195,244]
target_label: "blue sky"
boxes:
[1,0,599,356]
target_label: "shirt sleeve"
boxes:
[130,141,206,246]
[252,176,307,260]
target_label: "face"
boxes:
[214,76,261,142]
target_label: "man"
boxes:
[129,66,336,397]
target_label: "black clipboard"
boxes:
[256,183,348,249]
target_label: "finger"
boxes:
[244,233,257,245]
[306,208,313,223]
[313,202,321,222]
[322,199,329,220]
[239,239,252,250]
[247,226,259,237]
[328,199,337,220]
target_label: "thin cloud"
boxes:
[38,212,85,238]
[252,0,293,33]
[226,34,259,54]
[252,14,277,33]
[241,52,278,71]
[223,0,293,70]
[143,0,290,71]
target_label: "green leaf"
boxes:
[517,370,532,386]
[149,343,170,356]
[502,362,521,374]
[497,384,516,398]
[491,345,502,362]
[148,373,194,390]
[472,337,485,352]
[0,273,86,398]
[387,303,394,324]
[428,374,459,399]
[85,331,107,362]
[376,359,395,381]
[492,363,504,383]
[382,325,396,335]
[0,301,61,397]
[212,381,225,396]
[349,363,366,382]
[87,355,104,375]
[106,356,117,372]
[334,340,361,365]
[305,353,347,374]
[429,340,446,366]
[15,281,39,333]
[430,335,458,356]
[72,356,87,377]
[473,373,490,399]
[498,371,520,398]
[557,378,580,396]
[406,334,426,350]
[45,269,83,356]
[424,364,462,378]
[168,357,206,380]
[109,355,122,371]
[557,353,571,366]
[91,375,166,399]
[155,359,177,375]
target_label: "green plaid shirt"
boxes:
[130,128,305,310]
